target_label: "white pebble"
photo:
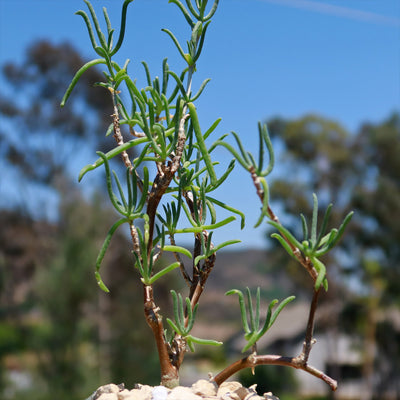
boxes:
[152,385,169,400]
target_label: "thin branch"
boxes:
[109,88,133,171]
[129,223,141,256]
[300,288,321,363]
[213,353,337,391]
[169,234,192,286]
[111,89,147,196]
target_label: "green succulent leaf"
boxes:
[185,335,222,352]
[61,59,107,107]
[193,239,240,266]
[188,102,217,185]
[174,215,236,234]
[226,289,250,334]
[254,178,270,228]
[268,220,304,251]
[228,288,295,353]
[184,0,200,20]
[203,0,219,21]
[97,152,125,215]
[110,0,134,55]
[328,211,354,248]
[162,245,192,259]
[78,137,148,181]
[147,262,180,285]
[75,9,98,51]
[83,0,108,49]
[312,257,328,291]
[256,122,274,177]
[206,196,245,229]
[190,78,211,102]
[168,0,195,27]
[162,28,188,63]
[95,217,128,293]
[166,318,181,336]
[270,233,297,260]
[310,193,319,248]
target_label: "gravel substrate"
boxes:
[87,380,280,400]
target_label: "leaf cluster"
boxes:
[269,194,353,290]
[166,290,222,352]
[227,288,295,352]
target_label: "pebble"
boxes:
[86,380,280,400]
[168,386,203,400]
[97,394,118,400]
[118,389,136,400]
[191,379,217,397]
[152,386,169,400]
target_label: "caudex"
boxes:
[61,0,353,391]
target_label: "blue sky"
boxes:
[1,0,399,249]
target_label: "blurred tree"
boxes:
[0,40,128,217]
[28,190,106,400]
[264,112,400,398]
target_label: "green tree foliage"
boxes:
[266,112,400,397]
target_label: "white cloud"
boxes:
[256,0,400,27]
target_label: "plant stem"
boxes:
[146,113,189,256]
[109,88,133,171]
[213,353,337,391]
[143,284,180,388]
[301,288,320,363]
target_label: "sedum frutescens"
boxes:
[62,0,352,391]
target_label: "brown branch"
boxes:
[213,353,337,391]
[109,88,148,198]
[170,190,217,332]
[146,113,188,256]
[129,223,141,256]
[301,288,320,363]
[169,234,192,286]
[143,284,180,388]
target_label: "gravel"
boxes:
[86,381,280,400]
